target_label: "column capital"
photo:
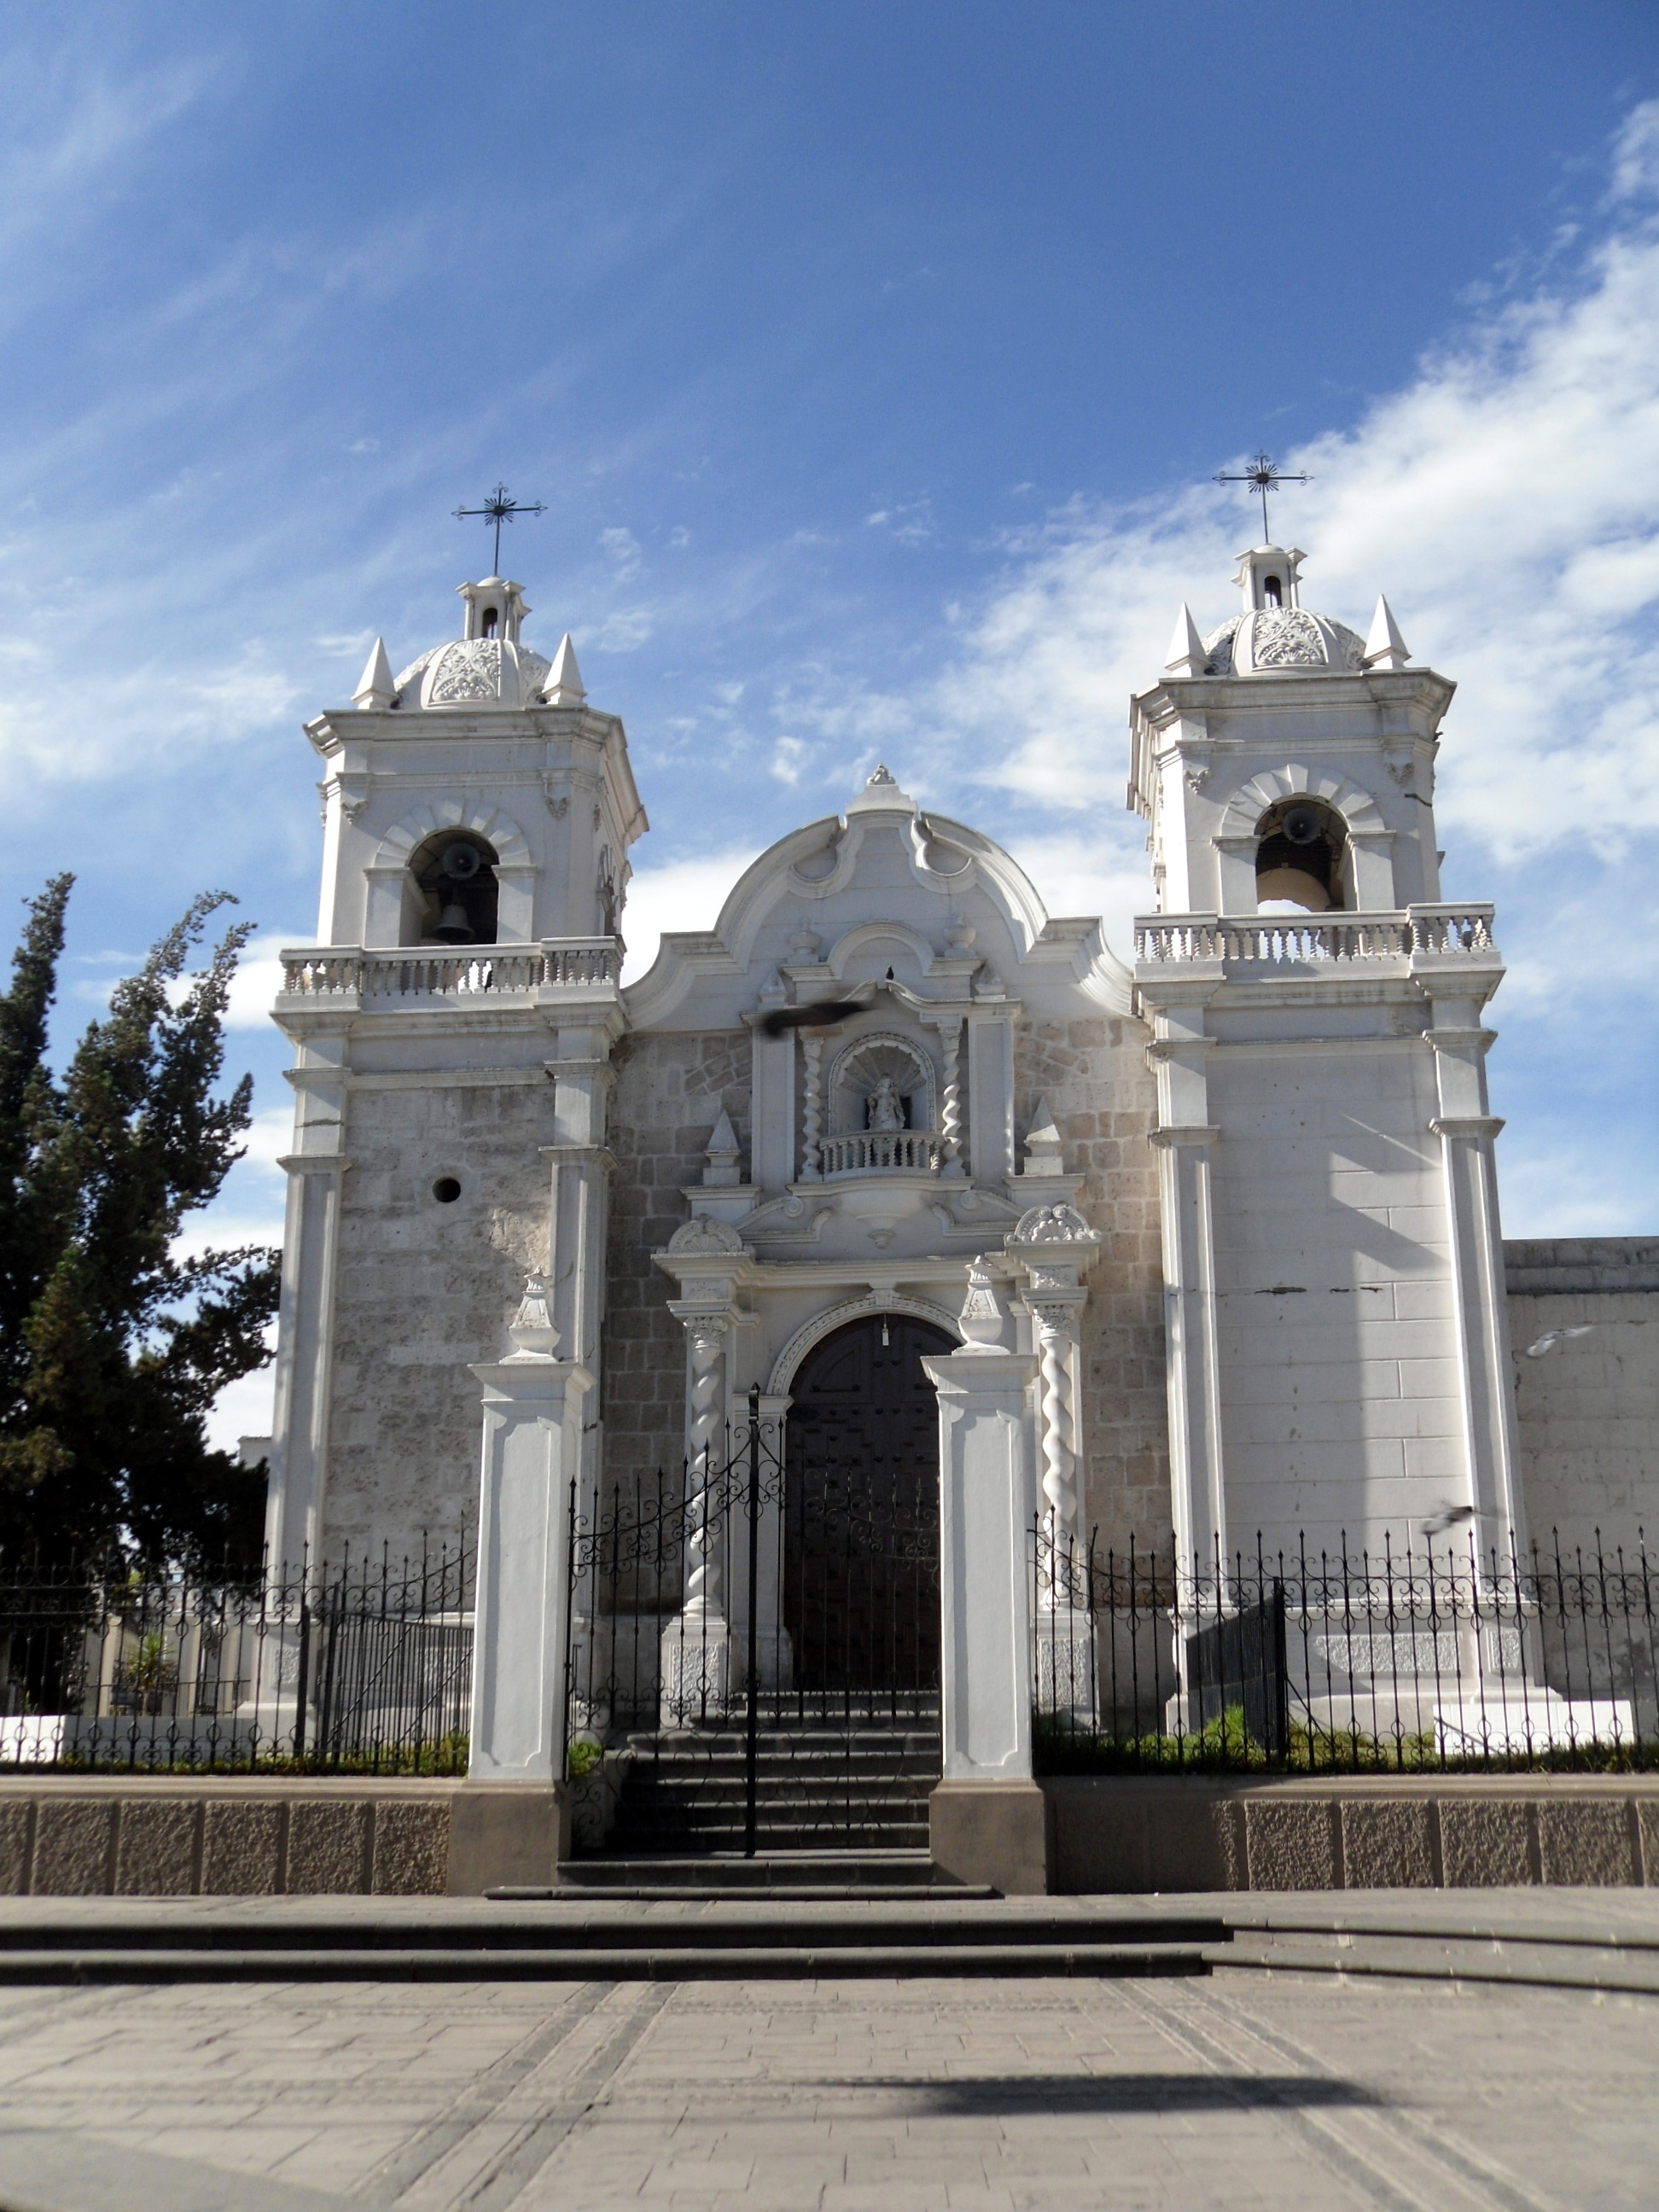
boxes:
[1430,1114,1505,1140]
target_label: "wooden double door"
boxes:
[782,1314,952,1697]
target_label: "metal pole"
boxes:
[743,1384,761,1859]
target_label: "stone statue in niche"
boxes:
[865,1077,906,1132]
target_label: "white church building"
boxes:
[250,539,1656,1867]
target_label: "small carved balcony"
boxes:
[818,1131,944,1178]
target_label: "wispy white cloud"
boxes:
[620,848,761,984]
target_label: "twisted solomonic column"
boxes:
[1029,1298,1080,1604]
[800,1034,824,1180]
[934,1017,963,1172]
[681,1313,728,1620]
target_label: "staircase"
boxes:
[582,1697,941,1866]
[0,1899,1230,1982]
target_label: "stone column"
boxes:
[1424,1000,1526,1554]
[1007,1203,1102,1725]
[263,1024,352,1575]
[1134,968,1226,1587]
[661,1303,738,1717]
[455,1274,592,1892]
[923,1262,1048,1895]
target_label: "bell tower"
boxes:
[1128,546,1522,1574]
[261,573,647,1568]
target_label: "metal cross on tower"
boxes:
[1214,451,1311,543]
[453,482,546,574]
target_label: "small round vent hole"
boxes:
[432,1176,463,1205]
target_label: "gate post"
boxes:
[922,1260,1050,1895]
[451,1273,593,1894]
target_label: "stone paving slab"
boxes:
[0,1962,1650,2208]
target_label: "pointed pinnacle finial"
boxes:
[1165,603,1208,678]
[541,633,586,705]
[353,637,395,710]
[1363,596,1411,671]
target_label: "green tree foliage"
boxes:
[0,878,279,1569]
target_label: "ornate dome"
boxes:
[393,637,552,710]
[1202,608,1367,678]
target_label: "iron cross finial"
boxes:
[1214,451,1311,543]
[453,482,547,574]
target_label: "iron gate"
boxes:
[563,1384,942,1857]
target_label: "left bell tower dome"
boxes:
[261,566,647,1572]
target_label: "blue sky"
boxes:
[3,3,1658,1442]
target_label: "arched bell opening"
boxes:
[402,829,501,946]
[783,1312,952,1698]
[1254,796,1349,915]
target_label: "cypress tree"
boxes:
[0,879,279,1569]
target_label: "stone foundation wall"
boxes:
[1044,1774,1659,1892]
[1013,1016,1169,1549]
[0,1781,452,1896]
[324,1077,553,1557]
[603,1030,754,1496]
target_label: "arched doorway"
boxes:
[783,1313,954,1698]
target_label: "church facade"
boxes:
[254,545,1652,1599]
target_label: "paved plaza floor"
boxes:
[0,1950,1651,2211]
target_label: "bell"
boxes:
[432,900,474,945]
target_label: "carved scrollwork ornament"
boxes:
[1011,1202,1098,1246]
[667,1217,746,1256]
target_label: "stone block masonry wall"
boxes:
[1507,1237,1659,1557]
[1044,1775,1659,1893]
[324,1078,553,1557]
[604,1030,754,1498]
[0,1782,452,1895]
[1013,1016,1169,1551]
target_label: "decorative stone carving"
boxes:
[1011,1202,1096,1246]
[866,1077,905,1132]
[1250,610,1326,668]
[667,1218,746,1256]
[505,1271,559,1360]
[428,639,504,702]
[956,1255,1007,1352]
[830,1033,933,1138]
[702,1108,743,1188]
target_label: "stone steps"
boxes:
[0,1899,1227,1982]
[1207,1924,1659,1994]
[595,1717,942,1860]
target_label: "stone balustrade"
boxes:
[279,940,619,1000]
[1134,905,1498,969]
[818,1130,942,1176]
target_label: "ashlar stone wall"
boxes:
[603,1030,754,1499]
[1013,1013,1169,1551]
[323,1076,553,1557]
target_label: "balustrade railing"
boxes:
[818,1130,942,1176]
[1133,905,1497,969]
[280,940,619,999]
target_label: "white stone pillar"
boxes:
[467,1275,593,1784]
[923,1264,1048,1893]
[1135,967,1226,1586]
[1153,1123,1225,1581]
[261,1002,355,1580]
[1425,999,1526,1553]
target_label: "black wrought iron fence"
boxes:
[1033,1525,1659,1773]
[564,1391,942,1856]
[0,1545,474,1773]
